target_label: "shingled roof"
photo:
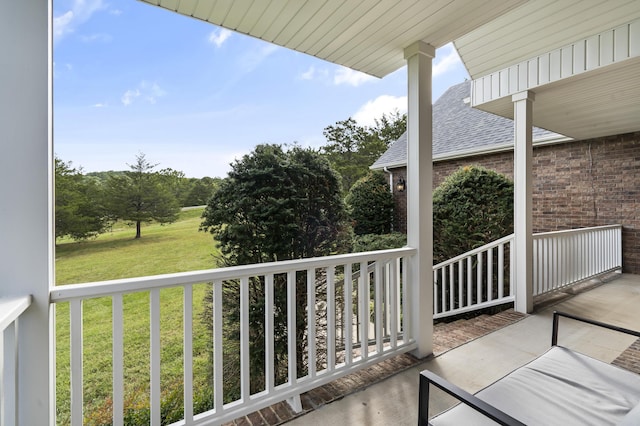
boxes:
[371,81,568,170]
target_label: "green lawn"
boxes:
[55,208,219,425]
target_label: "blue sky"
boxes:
[53,0,470,178]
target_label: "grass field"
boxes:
[55,208,220,425]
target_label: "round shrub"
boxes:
[345,171,394,235]
[433,166,513,264]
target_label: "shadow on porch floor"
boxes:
[228,273,640,426]
[225,308,526,425]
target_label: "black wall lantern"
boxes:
[396,178,406,192]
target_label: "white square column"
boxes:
[512,91,535,313]
[0,0,54,424]
[404,41,435,358]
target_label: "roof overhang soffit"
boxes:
[469,18,640,140]
[138,0,526,78]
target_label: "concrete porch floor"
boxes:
[289,273,640,425]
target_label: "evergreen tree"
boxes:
[55,157,109,241]
[200,144,348,399]
[104,153,180,239]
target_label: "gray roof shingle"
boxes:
[371,81,565,170]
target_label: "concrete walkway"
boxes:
[289,273,640,425]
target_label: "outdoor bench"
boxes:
[418,311,640,425]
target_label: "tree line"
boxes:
[55,111,406,241]
[55,154,222,240]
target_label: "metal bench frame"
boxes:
[418,311,640,426]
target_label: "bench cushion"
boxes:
[431,346,640,426]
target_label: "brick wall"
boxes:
[391,131,640,273]
[390,168,407,233]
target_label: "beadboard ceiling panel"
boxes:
[139,0,526,78]
[455,0,640,78]
[475,57,640,140]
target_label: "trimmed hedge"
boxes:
[345,171,395,235]
[433,166,513,264]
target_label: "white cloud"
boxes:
[433,43,463,77]
[142,81,167,104]
[333,67,377,87]
[54,11,75,41]
[53,62,74,78]
[92,102,107,108]
[121,89,140,106]
[299,66,330,82]
[300,66,315,80]
[80,33,112,43]
[121,81,167,106]
[239,44,280,73]
[208,28,232,48]
[53,0,107,43]
[353,95,407,127]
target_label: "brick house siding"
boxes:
[392,131,640,274]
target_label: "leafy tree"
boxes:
[322,118,369,191]
[433,166,514,264]
[345,171,395,235]
[201,144,347,264]
[104,153,180,239]
[183,177,221,207]
[55,157,109,241]
[370,110,407,146]
[85,170,126,182]
[352,232,406,252]
[200,144,348,398]
[157,167,188,205]
[322,112,406,192]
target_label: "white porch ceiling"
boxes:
[454,1,640,140]
[474,57,640,141]
[455,0,640,79]
[139,0,526,78]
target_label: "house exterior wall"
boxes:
[392,131,640,273]
[391,168,407,234]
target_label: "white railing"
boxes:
[432,235,514,319]
[47,225,623,423]
[432,224,623,319]
[533,225,622,296]
[0,295,32,426]
[50,247,416,425]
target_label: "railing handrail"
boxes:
[433,224,622,271]
[50,247,417,302]
[0,295,32,331]
[532,224,622,297]
[532,224,622,239]
[433,234,514,269]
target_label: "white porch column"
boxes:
[0,0,54,425]
[404,41,435,358]
[512,91,535,313]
